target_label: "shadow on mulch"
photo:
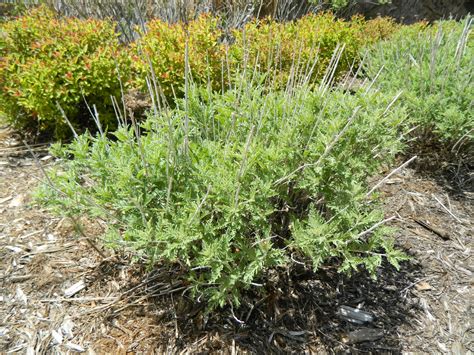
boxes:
[129,256,424,353]
[405,140,473,196]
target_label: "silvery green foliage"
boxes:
[365,18,473,144]
[37,78,408,309]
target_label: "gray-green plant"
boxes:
[364,18,473,145]
[36,73,408,309]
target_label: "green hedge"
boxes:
[132,13,399,101]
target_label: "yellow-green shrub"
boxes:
[0,6,131,138]
[230,14,399,88]
[1,9,399,137]
[131,15,226,100]
[354,16,400,42]
[131,13,399,102]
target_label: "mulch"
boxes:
[0,125,472,353]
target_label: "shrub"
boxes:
[36,78,408,309]
[131,15,226,101]
[0,6,131,138]
[229,14,399,89]
[0,9,399,138]
[132,13,399,102]
[364,18,473,145]
[355,15,400,42]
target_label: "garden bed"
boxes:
[1,125,472,353]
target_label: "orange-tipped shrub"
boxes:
[131,13,400,102]
[131,15,226,101]
[229,13,399,88]
[0,8,399,137]
[0,6,131,138]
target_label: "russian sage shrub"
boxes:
[37,80,407,309]
[364,18,473,145]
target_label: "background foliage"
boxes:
[0,6,131,138]
[129,13,399,103]
[131,14,225,100]
[365,18,473,146]
[1,7,398,137]
[230,13,398,89]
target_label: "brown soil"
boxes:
[0,125,472,353]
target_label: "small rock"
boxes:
[15,286,27,305]
[51,329,63,344]
[9,194,25,208]
[344,328,384,344]
[437,342,448,352]
[337,306,375,324]
[40,155,53,162]
[61,317,75,339]
[6,245,23,253]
